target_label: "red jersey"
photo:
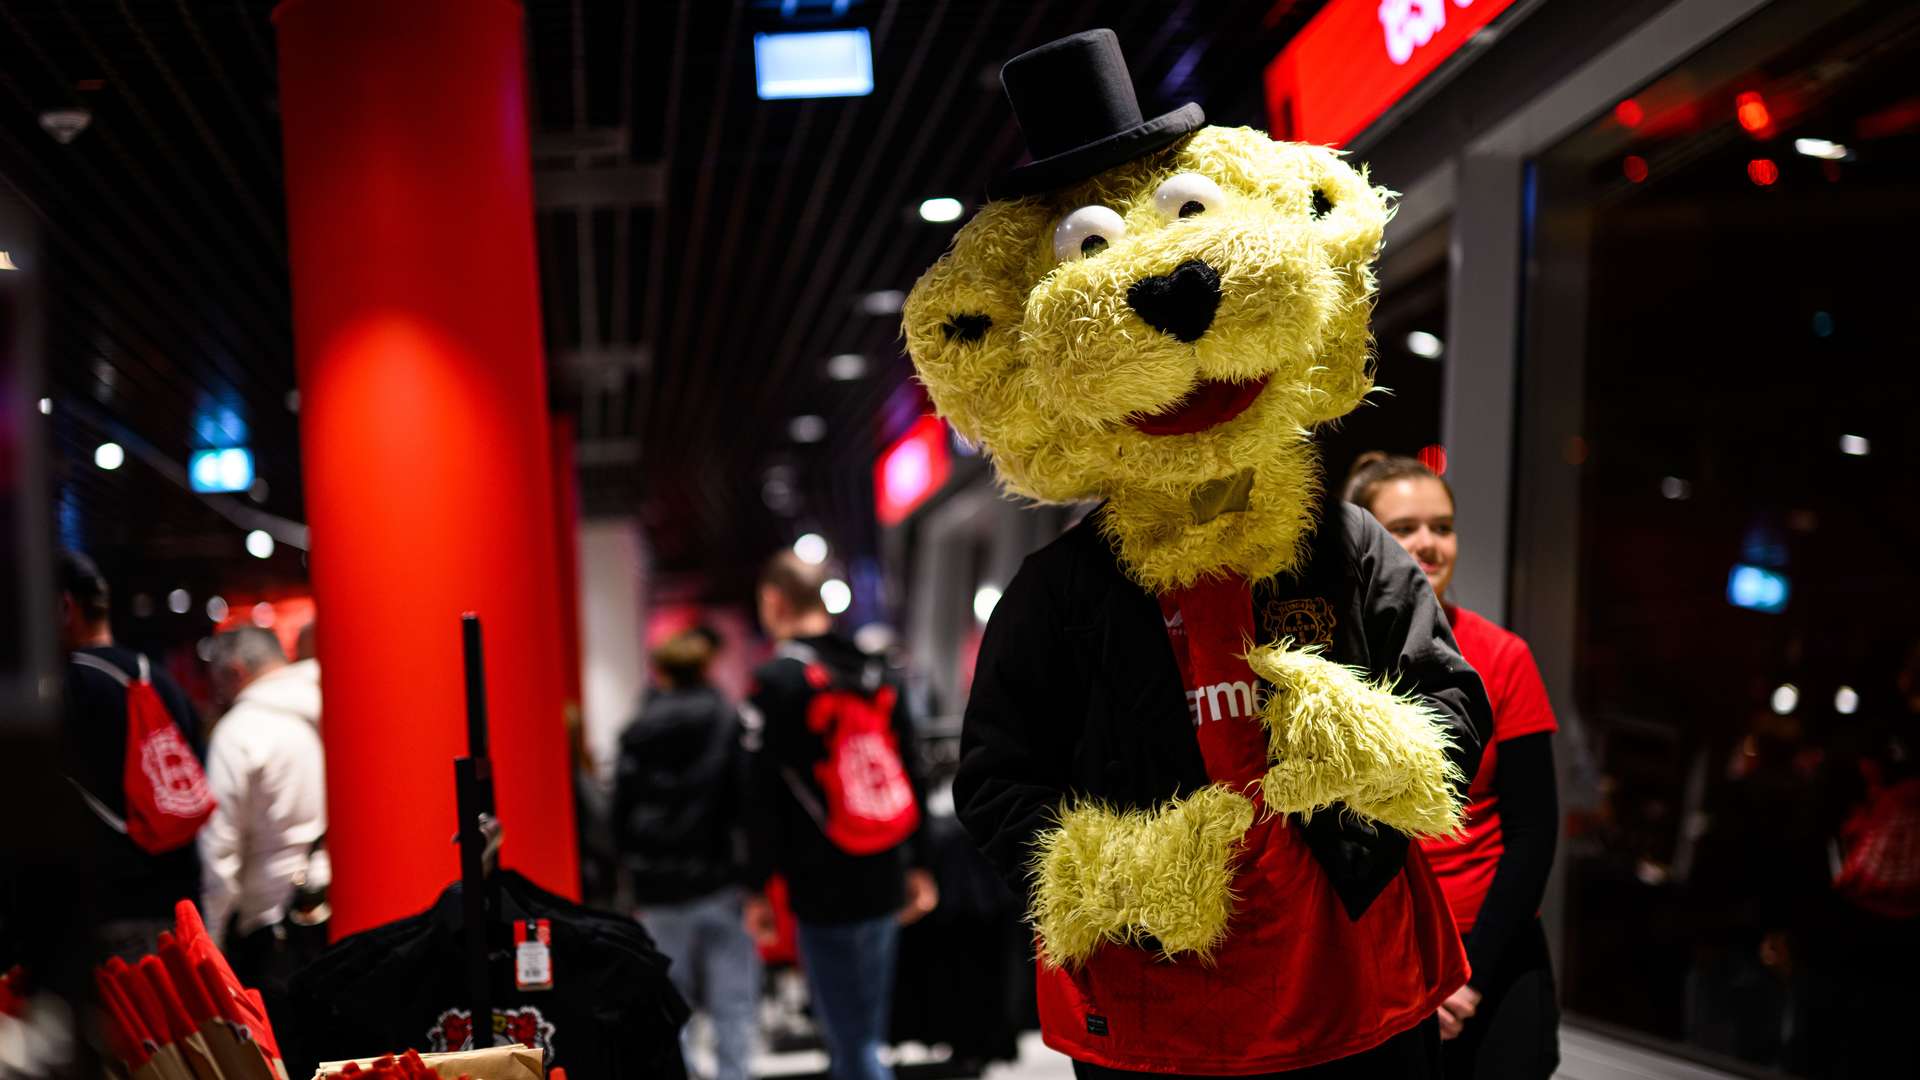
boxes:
[1417,606,1558,933]
[1036,575,1467,1074]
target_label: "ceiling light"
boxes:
[793,532,829,565]
[1839,433,1869,456]
[1770,683,1799,715]
[1747,158,1779,186]
[38,397,51,415]
[821,578,852,615]
[825,353,868,381]
[206,595,229,622]
[252,602,277,628]
[94,442,124,470]
[246,529,275,559]
[1793,138,1849,161]
[1405,330,1444,359]
[1834,685,1859,715]
[39,107,90,145]
[973,585,1002,624]
[789,414,827,443]
[859,290,905,316]
[167,589,191,615]
[919,197,964,223]
[1660,476,1691,500]
[0,251,19,271]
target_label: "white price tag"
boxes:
[514,919,553,990]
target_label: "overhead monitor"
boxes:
[189,447,255,494]
[754,29,875,100]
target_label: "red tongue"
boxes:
[1130,377,1269,436]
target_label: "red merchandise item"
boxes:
[801,663,921,856]
[1835,775,1920,919]
[1038,576,1466,1074]
[70,652,215,854]
[1418,607,1559,933]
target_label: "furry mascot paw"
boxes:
[1029,786,1256,968]
[1248,644,1467,839]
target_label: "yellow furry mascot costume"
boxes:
[906,30,1492,1077]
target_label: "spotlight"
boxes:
[1793,138,1849,161]
[246,530,275,559]
[252,602,277,628]
[825,353,868,381]
[38,397,51,415]
[858,290,905,316]
[94,442,125,470]
[793,533,829,565]
[167,589,192,614]
[1660,476,1691,500]
[1405,330,1444,359]
[1839,434,1869,456]
[973,585,1003,624]
[918,197,964,223]
[821,578,852,615]
[1835,686,1859,715]
[206,596,229,622]
[1770,683,1799,715]
[789,415,828,444]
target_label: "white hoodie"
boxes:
[199,659,329,946]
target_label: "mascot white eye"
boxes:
[1052,205,1127,262]
[1152,173,1226,220]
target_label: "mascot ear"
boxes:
[902,200,1042,453]
[1297,145,1394,427]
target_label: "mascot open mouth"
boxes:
[1130,376,1269,436]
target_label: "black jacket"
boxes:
[744,633,928,925]
[613,685,744,904]
[286,870,689,1080]
[955,502,1491,919]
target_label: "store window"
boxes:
[1523,1,1920,1074]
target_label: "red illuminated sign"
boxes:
[1266,0,1522,147]
[874,414,952,527]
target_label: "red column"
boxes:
[276,0,580,937]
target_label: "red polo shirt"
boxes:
[1417,606,1558,933]
[1035,575,1467,1074]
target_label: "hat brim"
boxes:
[988,103,1206,201]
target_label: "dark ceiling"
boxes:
[4,0,1325,616]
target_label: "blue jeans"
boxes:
[641,888,761,1080]
[797,914,899,1080]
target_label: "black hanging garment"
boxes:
[284,870,689,1080]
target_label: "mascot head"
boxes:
[904,29,1392,589]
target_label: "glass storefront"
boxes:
[1522,1,1920,1072]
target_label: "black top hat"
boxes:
[989,29,1205,201]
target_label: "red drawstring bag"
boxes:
[1836,776,1920,920]
[791,660,920,856]
[70,653,216,854]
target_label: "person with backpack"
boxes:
[742,552,937,1080]
[616,627,757,1080]
[57,550,214,960]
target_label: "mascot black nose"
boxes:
[1126,260,1221,343]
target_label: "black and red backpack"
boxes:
[68,652,215,854]
[777,647,920,857]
